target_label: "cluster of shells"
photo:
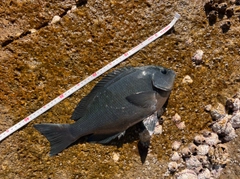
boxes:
[165,92,240,179]
[204,0,240,32]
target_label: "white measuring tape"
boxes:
[0,13,180,142]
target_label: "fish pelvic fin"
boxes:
[34,123,76,156]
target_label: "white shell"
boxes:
[197,155,210,168]
[201,129,212,137]
[210,165,224,178]
[194,135,205,145]
[172,141,182,151]
[211,115,232,135]
[188,143,198,154]
[192,49,204,65]
[204,132,220,146]
[168,161,178,172]
[182,75,193,84]
[208,144,229,165]
[197,168,211,179]
[233,98,240,112]
[171,151,181,161]
[176,121,186,130]
[197,144,210,156]
[181,147,192,158]
[223,128,237,142]
[172,113,181,123]
[176,169,198,179]
[186,156,202,170]
[154,122,163,134]
[50,15,61,24]
[230,112,240,129]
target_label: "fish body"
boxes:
[34,66,176,156]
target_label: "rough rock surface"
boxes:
[0,0,240,178]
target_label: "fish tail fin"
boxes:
[34,123,76,156]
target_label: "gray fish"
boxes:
[34,66,176,156]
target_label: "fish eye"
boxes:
[161,69,167,74]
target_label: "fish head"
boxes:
[151,66,176,91]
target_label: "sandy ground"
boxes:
[0,0,240,178]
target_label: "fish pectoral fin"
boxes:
[142,112,159,136]
[126,91,158,109]
[87,132,125,144]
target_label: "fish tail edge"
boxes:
[34,123,75,156]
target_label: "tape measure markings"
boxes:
[0,13,180,142]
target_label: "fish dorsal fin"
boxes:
[71,67,135,120]
[126,91,158,109]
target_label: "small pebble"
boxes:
[204,104,212,112]
[172,113,181,123]
[172,141,182,151]
[112,152,119,162]
[176,121,186,130]
[197,144,210,156]
[182,75,193,84]
[50,15,61,24]
[181,147,192,158]
[192,49,204,65]
[154,122,162,135]
[168,161,179,173]
[171,151,181,161]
